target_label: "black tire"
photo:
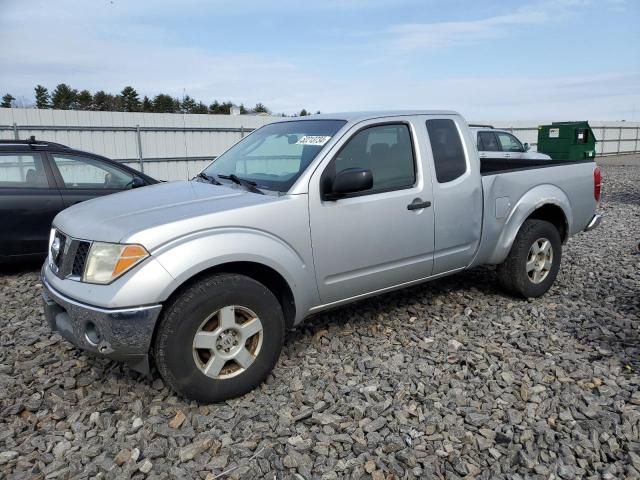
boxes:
[497,219,562,298]
[154,273,285,403]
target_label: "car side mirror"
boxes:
[524,142,530,152]
[131,176,145,188]
[325,168,373,200]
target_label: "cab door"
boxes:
[0,151,64,257]
[308,118,435,305]
[495,132,525,160]
[477,131,502,159]
[424,116,483,274]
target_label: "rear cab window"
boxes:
[0,152,51,188]
[425,119,467,183]
[478,131,500,152]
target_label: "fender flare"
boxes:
[487,184,572,265]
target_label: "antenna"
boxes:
[182,88,191,179]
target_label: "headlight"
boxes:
[83,242,149,284]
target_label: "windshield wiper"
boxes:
[194,172,222,185]
[218,174,265,195]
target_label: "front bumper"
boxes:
[41,273,162,374]
[584,214,602,232]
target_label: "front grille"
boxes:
[51,230,91,280]
[72,242,91,276]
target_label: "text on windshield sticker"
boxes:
[296,135,332,146]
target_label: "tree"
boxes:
[192,101,208,114]
[1,94,15,108]
[209,101,221,114]
[299,108,309,117]
[77,90,93,110]
[120,86,140,112]
[141,96,153,112]
[181,95,197,113]
[252,102,269,114]
[93,90,119,111]
[51,83,78,109]
[239,104,248,114]
[34,85,50,109]
[152,94,176,113]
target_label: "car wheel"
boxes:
[153,273,285,403]
[497,219,562,298]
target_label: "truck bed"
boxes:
[472,158,598,267]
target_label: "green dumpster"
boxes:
[537,121,597,160]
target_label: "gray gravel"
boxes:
[1,165,639,480]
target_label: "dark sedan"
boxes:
[0,139,158,262]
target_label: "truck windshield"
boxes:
[202,119,346,193]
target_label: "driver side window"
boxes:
[496,132,524,152]
[52,155,134,189]
[330,123,416,194]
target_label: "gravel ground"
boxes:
[1,165,638,480]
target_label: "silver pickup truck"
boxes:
[41,111,601,403]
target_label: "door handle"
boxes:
[504,153,511,158]
[407,199,431,210]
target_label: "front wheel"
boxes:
[153,273,285,403]
[497,219,562,298]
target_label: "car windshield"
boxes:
[202,119,346,193]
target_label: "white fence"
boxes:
[1,108,638,181]
[0,108,273,181]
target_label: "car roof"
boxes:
[274,110,461,123]
[0,139,72,150]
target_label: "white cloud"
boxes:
[388,10,547,51]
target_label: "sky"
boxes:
[1,0,639,120]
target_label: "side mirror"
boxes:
[131,176,145,188]
[326,168,373,199]
[523,142,530,152]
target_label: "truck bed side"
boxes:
[471,159,598,266]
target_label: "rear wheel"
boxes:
[154,273,285,403]
[497,219,562,298]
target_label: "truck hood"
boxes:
[53,181,278,247]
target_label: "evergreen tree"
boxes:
[192,101,208,114]
[51,83,78,109]
[181,95,197,113]
[93,91,120,111]
[299,108,309,116]
[1,94,15,108]
[77,90,93,110]
[141,96,153,112]
[239,104,248,114]
[152,94,176,113]
[120,86,140,112]
[34,85,50,109]
[252,102,269,114]
[209,101,221,114]
[93,90,109,111]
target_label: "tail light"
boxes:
[594,166,601,202]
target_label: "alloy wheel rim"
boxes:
[192,305,263,379]
[526,237,553,284]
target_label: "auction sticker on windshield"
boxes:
[296,135,332,146]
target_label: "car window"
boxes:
[478,131,500,152]
[52,154,135,189]
[0,153,50,188]
[331,123,415,193]
[496,132,524,152]
[426,119,467,183]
